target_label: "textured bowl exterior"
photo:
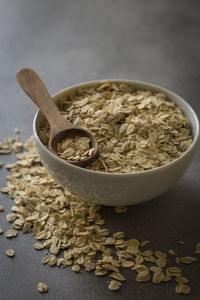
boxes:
[33,80,200,206]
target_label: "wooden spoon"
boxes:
[16,68,98,167]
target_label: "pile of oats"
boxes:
[57,136,95,161]
[0,136,199,295]
[39,83,193,173]
[0,130,22,154]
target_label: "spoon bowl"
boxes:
[50,127,98,167]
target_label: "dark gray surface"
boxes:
[0,0,200,299]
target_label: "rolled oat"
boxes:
[6,249,15,257]
[37,282,48,293]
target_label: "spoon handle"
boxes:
[16,68,70,133]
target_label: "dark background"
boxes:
[0,0,200,299]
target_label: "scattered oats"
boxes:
[108,280,121,291]
[50,244,59,255]
[141,240,149,247]
[72,264,80,272]
[57,258,64,267]
[175,257,180,264]
[100,229,110,237]
[142,250,153,257]
[175,284,191,295]
[95,269,108,276]
[85,261,96,271]
[14,128,20,134]
[154,251,167,258]
[0,205,4,211]
[5,163,16,169]
[104,237,116,245]
[0,149,11,154]
[13,219,24,230]
[42,256,50,265]
[114,206,127,213]
[0,135,23,153]
[179,256,197,264]
[156,257,167,268]
[5,229,18,238]
[35,231,47,240]
[178,241,185,245]
[195,242,200,254]
[113,232,125,239]
[37,282,48,293]
[0,187,9,193]
[162,275,172,282]
[6,213,17,223]
[0,130,197,296]
[48,256,57,266]
[168,249,176,256]
[144,256,156,263]
[63,259,73,266]
[103,263,119,273]
[0,226,3,234]
[166,266,182,278]
[175,276,189,284]
[115,239,125,247]
[109,272,126,281]
[132,264,149,273]
[136,271,151,282]
[152,271,165,284]
[6,249,15,257]
[12,142,23,153]
[150,266,163,273]
[121,260,135,268]
[135,256,144,264]
[125,239,140,254]
[0,140,11,154]
[33,243,44,250]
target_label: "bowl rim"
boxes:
[33,79,200,177]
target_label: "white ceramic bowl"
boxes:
[33,80,200,206]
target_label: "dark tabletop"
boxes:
[0,0,200,299]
